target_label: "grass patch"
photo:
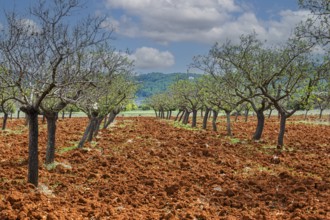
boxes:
[172,121,200,131]
[58,145,78,154]
[0,128,26,135]
[229,137,240,144]
[45,163,57,171]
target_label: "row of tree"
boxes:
[146,0,330,148]
[0,0,137,187]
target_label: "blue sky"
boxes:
[1,0,308,74]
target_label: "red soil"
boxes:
[0,116,329,219]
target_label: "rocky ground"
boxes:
[0,115,329,219]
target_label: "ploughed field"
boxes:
[0,116,329,219]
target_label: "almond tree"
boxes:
[76,71,136,149]
[0,0,112,186]
[169,79,203,127]
[297,0,330,45]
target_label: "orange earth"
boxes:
[0,115,329,219]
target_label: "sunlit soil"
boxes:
[0,115,329,219]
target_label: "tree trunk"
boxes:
[253,110,265,140]
[200,109,203,117]
[175,110,181,121]
[225,111,232,136]
[212,110,218,132]
[244,109,249,122]
[69,109,73,118]
[277,113,287,147]
[77,118,93,149]
[10,113,12,120]
[178,110,185,122]
[319,109,324,119]
[104,111,119,129]
[93,117,104,138]
[183,111,190,125]
[268,109,273,118]
[154,110,158,118]
[169,110,172,119]
[61,111,65,119]
[2,113,8,130]
[87,117,97,142]
[26,109,39,187]
[45,113,57,165]
[24,113,29,126]
[42,115,46,124]
[235,111,239,122]
[191,109,197,128]
[202,108,210,129]
[17,110,20,119]
[304,110,309,120]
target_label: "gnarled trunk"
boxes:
[77,117,93,149]
[212,110,218,132]
[319,109,324,119]
[175,110,182,121]
[45,113,57,164]
[2,113,8,130]
[21,107,39,187]
[182,111,190,125]
[253,110,265,140]
[225,111,232,136]
[304,109,309,120]
[244,108,249,122]
[202,108,210,129]
[191,109,198,128]
[277,113,287,147]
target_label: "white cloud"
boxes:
[129,47,175,69]
[105,0,311,45]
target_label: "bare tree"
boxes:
[0,0,113,186]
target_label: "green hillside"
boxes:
[135,72,201,101]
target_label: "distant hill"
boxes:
[135,72,201,103]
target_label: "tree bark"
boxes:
[17,110,20,119]
[268,109,273,118]
[304,110,309,120]
[93,116,104,138]
[2,113,8,130]
[87,117,98,142]
[104,110,120,129]
[174,110,182,121]
[319,109,324,119]
[182,111,190,125]
[178,110,185,122]
[154,110,158,118]
[202,108,210,129]
[61,111,65,119]
[26,108,39,187]
[212,110,218,132]
[77,118,93,149]
[234,111,239,122]
[244,109,249,122]
[277,113,287,147]
[69,109,73,118]
[253,110,265,140]
[225,111,232,136]
[45,113,57,164]
[191,109,197,127]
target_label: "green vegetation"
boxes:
[135,72,201,100]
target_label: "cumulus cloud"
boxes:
[129,47,175,69]
[104,0,311,45]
